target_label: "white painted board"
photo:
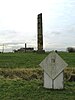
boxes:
[40,51,68,79]
[44,71,64,89]
[44,72,52,89]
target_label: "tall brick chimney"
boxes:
[37,13,44,53]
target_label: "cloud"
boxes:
[66,26,75,33]
[51,31,61,35]
[0,0,75,52]
[0,29,37,51]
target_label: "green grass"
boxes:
[0,52,75,68]
[0,52,49,68]
[0,79,75,100]
[58,52,75,67]
[0,52,75,100]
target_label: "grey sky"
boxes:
[0,0,75,52]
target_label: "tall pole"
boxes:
[37,13,43,51]
[2,44,4,53]
[25,43,26,52]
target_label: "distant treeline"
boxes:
[67,47,75,52]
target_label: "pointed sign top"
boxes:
[39,51,68,79]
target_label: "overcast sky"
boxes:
[0,0,75,52]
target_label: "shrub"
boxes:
[67,47,75,52]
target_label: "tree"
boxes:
[67,47,75,52]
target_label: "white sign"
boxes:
[40,51,68,79]
[39,51,68,89]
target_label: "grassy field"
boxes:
[0,52,49,68]
[0,52,75,100]
[0,79,75,100]
[0,52,75,68]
